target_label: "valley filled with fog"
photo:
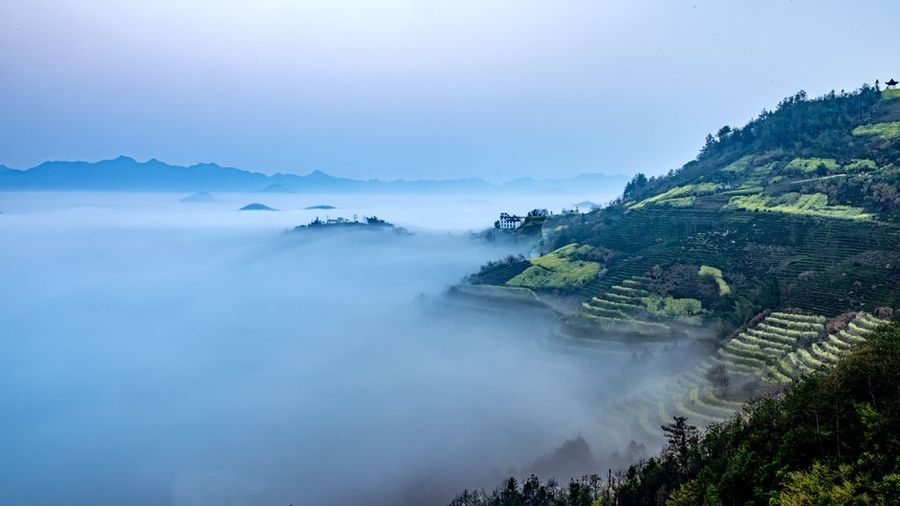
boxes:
[0,192,681,505]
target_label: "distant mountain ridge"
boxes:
[0,156,628,193]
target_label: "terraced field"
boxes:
[507,243,603,290]
[468,208,897,441]
[549,207,900,317]
[769,312,886,382]
[467,260,530,286]
[604,311,887,442]
[459,85,900,462]
[581,276,653,322]
[852,121,900,140]
[471,207,899,368]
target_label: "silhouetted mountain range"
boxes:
[0,156,628,193]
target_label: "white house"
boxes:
[496,212,524,230]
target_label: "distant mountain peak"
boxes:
[180,191,218,203]
[189,161,222,169]
[0,156,628,193]
[259,183,296,193]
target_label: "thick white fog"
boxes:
[0,192,674,505]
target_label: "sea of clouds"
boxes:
[0,191,683,505]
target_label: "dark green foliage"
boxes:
[623,173,649,199]
[661,417,699,478]
[449,320,900,506]
[468,255,530,285]
[647,264,720,307]
[448,475,606,506]
[518,214,549,236]
[616,318,900,505]
[615,457,682,505]
[806,167,900,221]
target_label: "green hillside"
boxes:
[452,84,900,495]
[469,84,900,347]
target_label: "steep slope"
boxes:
[448,318,900,506]
[613,318,900,506]
[470,85,900,326]
[463,84,900,435]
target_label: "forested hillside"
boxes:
[472,85,900,327]
[459,85,900,439]
[449,83,900,505]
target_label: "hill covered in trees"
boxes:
[449,83,900,504]
[464,82,900,400]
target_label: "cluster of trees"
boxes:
[622,173,649,200]
[700,85,884,162]
[467,254,531,284]
[449,474,607,506]
[448,318,900,505]
[618,84,889,205]
[477,254,528,272]
[444,417,700,506]
[808,167,900,220]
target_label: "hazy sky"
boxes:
[1,0,897,180]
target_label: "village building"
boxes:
[495,212,524,230]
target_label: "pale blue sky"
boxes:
[1,0,897,180]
